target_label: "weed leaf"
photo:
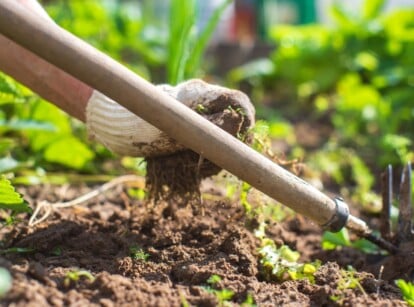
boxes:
[0,177,31,213]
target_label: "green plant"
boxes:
[129,245,150,261]
[230,0,414,201]
[0,177,31,214]
[255,221,320,283]
[258,241,320,283]
[395,279,414,306]
[63,269,95,287]
[330,267,367,303]
[241,293,256,307]
[0,72,96,174]
[0,177,31,226]
[204,274,234,306]
[167,0,232,84]
[321,228,379,254]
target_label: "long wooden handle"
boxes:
[0,0,345,229]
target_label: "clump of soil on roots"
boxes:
[145,150,221,204]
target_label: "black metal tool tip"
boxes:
[363,232,399,254]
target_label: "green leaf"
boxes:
[396,279,414,306]
[43,137,95,170]
[168,0,197,84]
[362,0,385,20]
[207,274,222,285]
[0,73,21,96]
[185,0,232,79]
[0,177,31,213]
[321,229,351,250]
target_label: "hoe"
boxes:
[0,1,410,256]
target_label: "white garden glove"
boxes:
[86,79,255,157]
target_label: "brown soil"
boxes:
[0,183,407,306]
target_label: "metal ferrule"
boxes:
[322,197,350,232]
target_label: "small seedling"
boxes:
[63,269,95,288]
[129,245,149,261]
[241,293,256,307]
[395,279,414,306]
[330,267,366,303]
[254,221,320,283]
[207,274,222,285]
[179,291,190,307]
[204,275,234,306]
[259,242,320,283]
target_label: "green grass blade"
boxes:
[168,0,197,84]
[185,0,232,79]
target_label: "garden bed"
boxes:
[0,183,406,306]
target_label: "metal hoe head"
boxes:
[380,162,414,251]
[362,162,414,280]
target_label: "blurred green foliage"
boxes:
[45,0,230,84]
[167,0,231,84]
[230,0,414,209]
[271,0,414,165]
[0,73,96,175]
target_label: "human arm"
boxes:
[0,0,91,122]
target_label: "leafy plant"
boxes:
[241,293,256,307]
[330,267,367,303]
[63,269,95,288]
[258,241,320,283]
[0,177,31,215]
[167,0,232,84]
[230,0,414,201]
[0,73,96,173]
[321,228,379,254]
[255,222,320,282]
[204,274,234,306]
[129,245,150,261]
[395,279,414,307]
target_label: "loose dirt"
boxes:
[0,183,407,306]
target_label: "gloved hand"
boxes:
[86,79,255,157]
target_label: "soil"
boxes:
[0,181,408,306]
